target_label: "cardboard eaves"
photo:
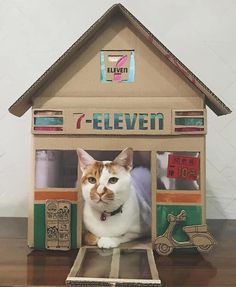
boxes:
[9,3,231,117]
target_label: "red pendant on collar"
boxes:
[100,212,107,221]
[100,205,123,221]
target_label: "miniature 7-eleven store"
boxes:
[9,3,231,286]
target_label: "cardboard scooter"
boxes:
[155,210,216,256]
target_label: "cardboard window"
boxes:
[172,110,206,135]
[174,127,204,132]
[34,110,63,116]
[34,127,63,132]
[119,249,152,279]
[157,152,200,190]
[34,117,63,126]
[35,150,78,188]
[175,111,204,116]
[175,117,204,126]
[100,50,135,83]
[77,249,113,278]
[33,109,64,133]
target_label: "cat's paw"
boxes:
[84,231,98,246]
[97,237,120,249]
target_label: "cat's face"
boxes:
[77,148,133,212]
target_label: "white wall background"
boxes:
[0,0,235,218]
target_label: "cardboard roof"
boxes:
[9,3,231,117]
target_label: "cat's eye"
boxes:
[88,177,96,184]
[108,177,119,184]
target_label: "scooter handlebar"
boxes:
[167,210,187,222]
[177,210,187,221]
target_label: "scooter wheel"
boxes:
[197,244,213,253]
[155,243,173,256]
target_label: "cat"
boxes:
[77,148,151,249]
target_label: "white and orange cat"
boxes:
[77,148,151,249]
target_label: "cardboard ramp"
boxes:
[66,247,161,286]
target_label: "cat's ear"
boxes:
[77,149,95,172]
[113,148,133,170]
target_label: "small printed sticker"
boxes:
[167,154,200,181]
[45,200,71,250]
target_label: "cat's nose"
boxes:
[97,184,106,195]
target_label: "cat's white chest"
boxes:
[83,191,140,237]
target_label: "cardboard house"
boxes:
[9,3,231,286]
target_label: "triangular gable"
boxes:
[9,3,231,117]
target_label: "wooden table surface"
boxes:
[0,218,235,287]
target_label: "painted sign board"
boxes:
[32,108,207,136]
[32,109,171,135]
[70,109,171,135]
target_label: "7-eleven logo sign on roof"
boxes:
[100,50,135,83]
